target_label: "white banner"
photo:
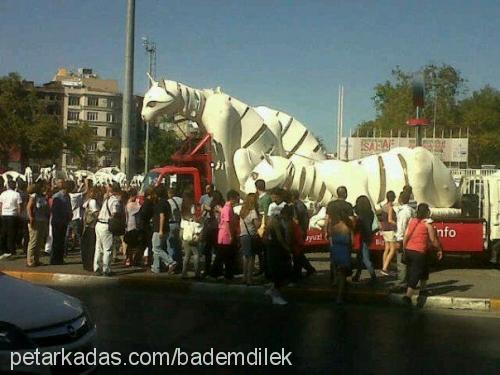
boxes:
[340,137,468,163]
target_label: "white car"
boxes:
[0,272,96,374]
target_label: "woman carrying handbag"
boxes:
[402,203,443,306]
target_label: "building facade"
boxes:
[36,68,143,172]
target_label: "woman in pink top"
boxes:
[402,203,443,306]
[211,190,240,280]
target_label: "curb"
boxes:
[3,270,500,313]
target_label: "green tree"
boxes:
[148,128,182,168]
[0,72,67,168]
[458,86,500,166]
[65,122,97,169]
[359,64,466,136]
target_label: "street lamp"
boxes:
[142,36,156,175]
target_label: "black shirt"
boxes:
[356,211,374,243]
[152,198,171,233]
[139,198,155,229]
[293,200,310,237]
[326,199,354,219]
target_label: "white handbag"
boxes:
[181,219,203,242]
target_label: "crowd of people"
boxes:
[0,174,442,306]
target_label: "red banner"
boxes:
[305,221,485,253]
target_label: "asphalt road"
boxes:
[51,283,500,374]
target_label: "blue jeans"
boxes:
[151,232,174,272]
[354,240,376,279]
[167,224,182,265]
[65,219,82,252]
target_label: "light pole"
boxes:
[432,72,438,155]
[142,37,156,175]
[120,0,135,177]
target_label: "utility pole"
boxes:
[142,37,156,175]
[120,0,135,177]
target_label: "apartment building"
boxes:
[37,68,143,171]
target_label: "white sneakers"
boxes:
[272,294,288,305]
[265,287,288,305]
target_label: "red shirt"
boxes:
[405,218,429,253]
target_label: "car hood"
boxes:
[0,274,83,330]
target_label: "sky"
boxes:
[1,0,499,151]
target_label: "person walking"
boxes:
[181,193,202,279]
[239,193,260,286]
[381,190,398,276]
[81,187,100,271]
[325,186,354,283]
[26,182,50,267]
[16,180,30,255]
[329,207,354,304]
[93,183,121,276]
[211,190,240,280]
[394,190,415,287]
[138,187,155,266]
[50,179,72,265]
[265,204,293,305]
[200,190,223,277]
[151,185,176,274]
[290,190,316,279]
[353,195,377,284]
[167,188,183,271]
[255,179,272,275]
[0,180,22,259]
[123,188,141,267]
[402,203,443,306]
[66,180,85,254]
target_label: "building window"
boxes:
[87,112,98,121]
[68,111,80,121]
[89,143,97,152]
[69,96,80,106]
[106,113,114,123]
[92,127,98,136]
[106,128,119,137]
[107,99,114,108]
[88,96,99,107]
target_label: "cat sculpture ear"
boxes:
[146,72,158,86]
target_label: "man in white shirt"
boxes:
[267,188,287,218]
[395,191,416,286]
[94,183,121,276]
[0,180,22,258]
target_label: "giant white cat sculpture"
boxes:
[141,76,458,208]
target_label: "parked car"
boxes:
[0,272,96,374]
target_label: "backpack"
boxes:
[107,198,126,236]
[170,198,181,224]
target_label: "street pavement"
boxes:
[51,283,500,374]
[1,250,499,300]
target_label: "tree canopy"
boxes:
[356,64,499,167]
[0,73,100,169]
